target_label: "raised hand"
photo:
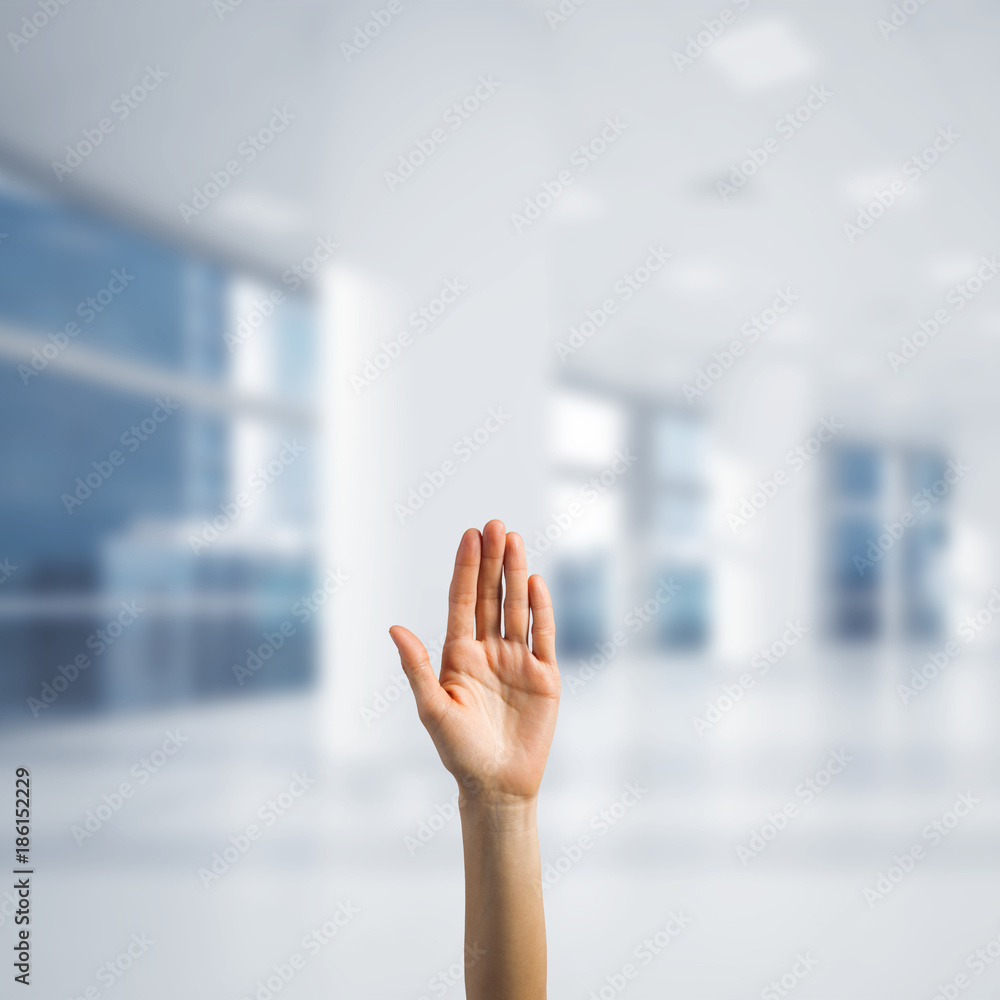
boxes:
[389,519,560,805]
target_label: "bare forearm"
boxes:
[391,523,558,997]
[460,794,547,1000]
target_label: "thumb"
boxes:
[389,626,449,728]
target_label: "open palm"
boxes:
[389,520,560,804]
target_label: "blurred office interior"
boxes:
[1,1,1000,997]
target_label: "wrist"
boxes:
[458,788,538,830]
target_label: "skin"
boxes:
[389,519,560,1000]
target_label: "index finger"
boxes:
[446,528,481,641]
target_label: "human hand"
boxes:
[389,520,560,807]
